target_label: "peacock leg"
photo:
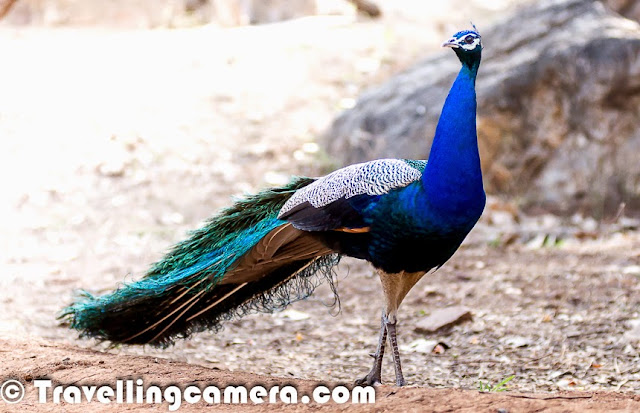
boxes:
[385,318,406,386]
[376,270,425,386]
[355,313,387,385]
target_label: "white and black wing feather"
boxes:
[278,159,424,231]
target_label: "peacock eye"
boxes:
[464,35,475,44]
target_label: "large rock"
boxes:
[323,0,640,216]
[603,0,640,22]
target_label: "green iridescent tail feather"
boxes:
[60,177,341,347]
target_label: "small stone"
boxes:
[432,344,446,354]
[622,265,640,276]
[489,210,516,228]
[501,335,532,348]
[556,377,582,390]
[624,319,640,341]
[276,309,310,321]
[400,339,439,354]
[414,306,472,334]
[97,160,126,177]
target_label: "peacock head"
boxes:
[442,27,482,70]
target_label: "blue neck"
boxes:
[421,62,484,217]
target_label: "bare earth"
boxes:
[2,5,640,411]
[4,336,640,412]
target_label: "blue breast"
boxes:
[364,181,485,273]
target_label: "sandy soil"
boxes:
[2,4,640,411]
[4,336,640,412]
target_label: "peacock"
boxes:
[62,27,485,387]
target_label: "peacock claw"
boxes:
[355,371,381,386]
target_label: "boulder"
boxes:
[323,0,640,216]
[603,0,640,22]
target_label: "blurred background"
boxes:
[1,0,640,392]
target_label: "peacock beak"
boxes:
[442,39,460,48]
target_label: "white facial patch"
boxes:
[459,36,481,51]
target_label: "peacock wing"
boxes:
[278,159,425,232]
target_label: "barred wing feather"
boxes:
[278,159,425,231]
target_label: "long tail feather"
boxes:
[60,177,341,347]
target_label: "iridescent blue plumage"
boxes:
[281,29,485,276]
[62,27,485,387]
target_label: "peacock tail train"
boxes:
[61,176,341,347]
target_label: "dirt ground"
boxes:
[2,3,640,411]
[4,337,640,412]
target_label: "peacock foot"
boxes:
[355,369,382,386]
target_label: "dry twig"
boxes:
[505,394,593,400]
